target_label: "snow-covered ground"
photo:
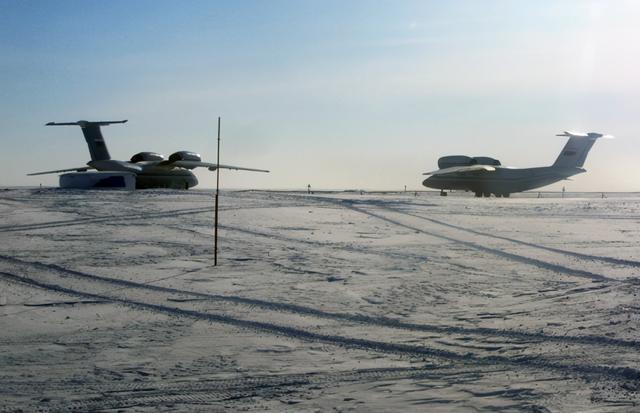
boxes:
[1,188,639,412]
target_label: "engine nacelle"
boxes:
[472,156,501,166]
[438,155,473,169]
[130,152,166,163]
[168,151,202,163]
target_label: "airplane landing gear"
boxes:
[440,190,448,197]
[474,192,482,197]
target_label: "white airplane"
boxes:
[28,120,269,189]
[422,131,612,197]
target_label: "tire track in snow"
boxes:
[381,206,640,269]
[328,197,640,221]
[0,255,636,350]
[267,193,637,274]
[3,255,640,387]
[2,366,443,393]
[0,206,215,233]
[1,367,500,413]
[0,203,294,234]
[2,270,640,384]
[322,199,613,282]
[1,191,427,263]
[218,224,431,262]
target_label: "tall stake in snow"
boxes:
[214,117,221,266]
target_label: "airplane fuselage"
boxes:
[422,131,608,197]
[423,166,585,196]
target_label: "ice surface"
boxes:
[1,188,639,412]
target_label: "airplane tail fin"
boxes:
[552,131,612,169]
[46,120,127,161]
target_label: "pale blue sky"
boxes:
[1,0,638,190]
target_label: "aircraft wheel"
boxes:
[495,193,502,198]
[474,192,482,198]
[483,192,490,197]
[503,193,510,198]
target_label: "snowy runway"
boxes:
[1,189,639,412]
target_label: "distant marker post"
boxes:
[214,117,221,266]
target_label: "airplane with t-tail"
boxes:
[28,120,269,189]
[422,131,611,197]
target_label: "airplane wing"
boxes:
[169,160,269,173]
[423,165,496,176]
[27,166,94,176]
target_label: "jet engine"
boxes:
[168,151,202,163]
[471,157,501,166]
[438,155,473,169]
[130,152,166,163]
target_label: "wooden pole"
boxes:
[214,117,221,266]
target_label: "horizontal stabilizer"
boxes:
[423,165,496,176]
[45,119,127,161]
[28,166,93,176]
[46,120,128,127]
[169,160,269,173]
[556,131,614,139]
[553,130,612,168]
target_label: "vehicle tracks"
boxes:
[318,198,616,282]
[0,203,300,234]
[1,366,493,413]
[0,206,216,233]
[1,257,640,385]
[269,193,638,280]
[218,224,432,263]
[0,255,636,350]
[382,206,640,268]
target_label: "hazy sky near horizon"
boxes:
[1,0,639,191]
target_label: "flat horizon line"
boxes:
[4,186,640,195]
